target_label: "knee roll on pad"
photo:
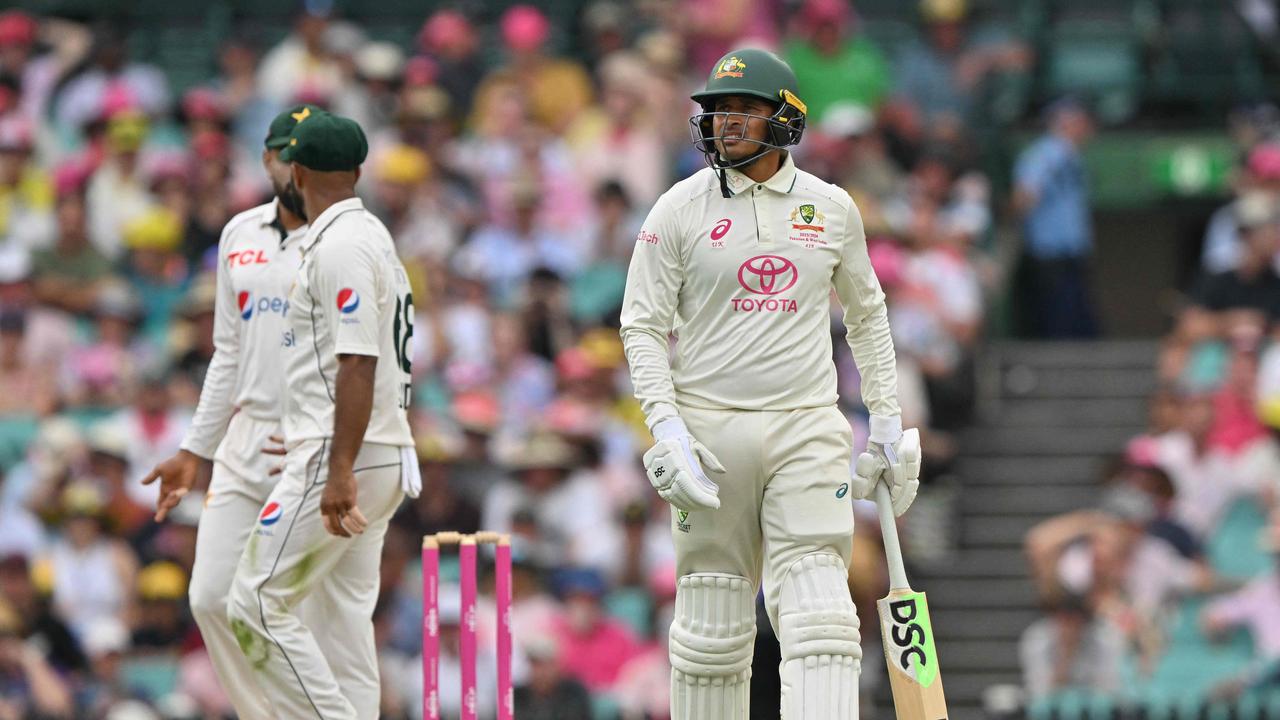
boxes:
[669,573,756,720]
[777,553,862,720]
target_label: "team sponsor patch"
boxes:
[238,291,253,319]
[336,288,360,314]
[259,501,284,526]
[709,218,731,248]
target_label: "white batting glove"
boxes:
[852,427,921,516]
[642,417,725,512]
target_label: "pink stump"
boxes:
[459,537,478,720]
[495,538,513,720]
[422,538,440,720]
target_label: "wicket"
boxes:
[422,531,514,720]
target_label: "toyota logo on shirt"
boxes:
[737,255,798,295]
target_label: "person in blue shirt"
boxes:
[1014,98,1098,337]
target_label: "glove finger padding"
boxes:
[851,452,882,500]
[693,440,726,474]
[888,429,921,516]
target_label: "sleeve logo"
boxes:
[238,291,253,320]
[336,288,361,314]
[259,501,284,526]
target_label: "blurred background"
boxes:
[0,0,1277,718]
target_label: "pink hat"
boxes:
[53,160,92,198]
[190,130,230,161]
[802,0,850,27]
[1247,142,1280,182]
[181,87,227,123]
[0,115,32,152]
[418,10,472,54]
[99,85,139,122]
[402,55,438,88]
[501,5,550,53]
[0,11,37,47]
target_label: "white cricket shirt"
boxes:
[282,197,414,448]
[181,201,307,459]
[620,154,902,442]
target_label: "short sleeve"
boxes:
[310,238,382,358]
[1015,140,1058,196]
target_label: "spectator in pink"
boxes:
[53,24,170,131]
[551,568,644,694]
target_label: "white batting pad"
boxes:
[777,553,862,720]
[669,573,757,720]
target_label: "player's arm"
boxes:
[620,192,724,511]
[325,353,376,537]
[833,198,920,515]
[315,240,382,537]
[143,227,240,520]
[619,192,683,430]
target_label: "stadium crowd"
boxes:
[1019,114,1280,711]
[0,0,1048,717]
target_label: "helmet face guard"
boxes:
[689,90,807,170]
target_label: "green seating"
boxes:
[0,416,39,470]
[603,587,651,638]
[1206,498,1270,581]
[1043,20,1140,124]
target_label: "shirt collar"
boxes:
[301,197,364,252]
[723,153,798,196]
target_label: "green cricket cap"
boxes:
[264,104,324,149]
[279,110,368,172]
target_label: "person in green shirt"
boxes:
[32,189,113,316]
[784,0,892,122]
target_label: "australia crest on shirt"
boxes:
[788,203,828,248]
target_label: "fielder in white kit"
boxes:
[144,104,317,717]
[620,49,922,719]
[224,108,420,720]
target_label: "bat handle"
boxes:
[875,481,911,591]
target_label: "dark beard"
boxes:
[277,180,307,221]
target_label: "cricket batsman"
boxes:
[224,109,420,719]
[620,49,922,719]
[143,104,317,717]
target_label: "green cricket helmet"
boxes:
[689,48,808,172]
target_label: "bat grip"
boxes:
[875,481,910,591]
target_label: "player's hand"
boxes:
[320,466,367,538]
[141,449,207,522]
[642,417,725,512]
[262,434,286,476]
[852,428,921,516]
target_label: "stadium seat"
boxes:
[1206,498,1270,581]
[603,587,651,638]
[1043,20,1141,124]
[0,416,38,470]
[591,693,622,720]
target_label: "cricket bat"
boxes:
[874,480,948,720]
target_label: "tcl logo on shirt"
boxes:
[732,255,799,314]
[228,250,270,266]
[237,291,290,320]
[336,288,360,314]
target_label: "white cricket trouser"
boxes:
[227,438,407,720]
[672,404,856,625]
[189,413,282,718]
